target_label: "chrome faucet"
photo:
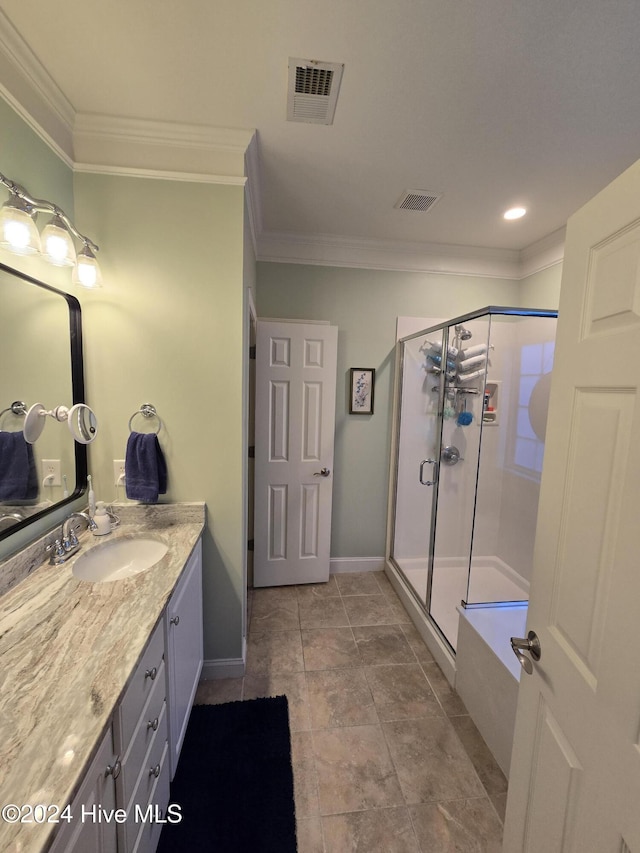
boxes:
[46,512,97,565]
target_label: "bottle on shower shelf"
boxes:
[426,352,456,372]
[458,353,487,373]
[459,343,488,360]
[458,367,486,383]
[424,339,459,360]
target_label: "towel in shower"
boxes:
[0,431,38,501]
[125,431,168,503]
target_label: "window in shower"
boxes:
[513,340,555,476]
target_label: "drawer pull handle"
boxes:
[105,758,121,780]
[149,763,161,778]
[147,717,159,732]
[170,615,180,626]
[145,666,157,681]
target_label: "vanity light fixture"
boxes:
[0,172,102,287]
[40,213,77,267]
[0,194,41,255]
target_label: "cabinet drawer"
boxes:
[115,620,165,749]
[120,735,169,853]
[129,725,168,818]
[119,681,167,808]
[132,743,171,853]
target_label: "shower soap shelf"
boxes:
[483,381,500,425]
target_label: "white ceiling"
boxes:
[1,0,640,269]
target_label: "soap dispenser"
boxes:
[93,502,112,536]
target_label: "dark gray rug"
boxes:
[157,696,297,852]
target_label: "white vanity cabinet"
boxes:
[49,727,119,853]
[48,536,203,853]
[164,539,203,778]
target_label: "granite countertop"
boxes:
[0,503,205,853]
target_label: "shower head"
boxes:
[455,324,472,341]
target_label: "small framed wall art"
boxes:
[349,368,375,414]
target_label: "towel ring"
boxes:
[128,403,162,434]
[0,400,27,431]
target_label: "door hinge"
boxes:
[247,539,254,551]
[248,446,255,458]
[249,345,256,359]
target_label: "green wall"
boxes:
[0,99,73,219]
[73,173,246,662]
[255,262,563,558]
[520,262,563,309]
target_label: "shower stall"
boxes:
[386,307,557,771]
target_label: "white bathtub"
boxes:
[455,605,528,778]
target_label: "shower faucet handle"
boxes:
[441,445,463,465]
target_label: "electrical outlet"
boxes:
[113,459,126,486]
[42,459,61,486]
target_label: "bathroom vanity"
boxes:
[0,503,205,853]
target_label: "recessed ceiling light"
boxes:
[504,207,527,220]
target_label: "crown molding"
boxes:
[519,226,565,278]
[73,113,255,180]
[257,226,565,279]
[257,230,523,279]
[73,163,247,186]
[0,9,75,165]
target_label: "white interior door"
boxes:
[254,320,338,587]
[503,159,640,851]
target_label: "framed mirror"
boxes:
[0,261,87,540]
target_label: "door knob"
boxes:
[313,468,331,477]
[510,630,541,675]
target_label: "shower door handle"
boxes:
[419,458,437,486]
[510,630,541,675]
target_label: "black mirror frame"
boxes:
[0,261,87,542]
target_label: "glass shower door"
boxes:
[428,316,490,650]
[390,328,445,607]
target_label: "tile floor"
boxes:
[195,571,507,852]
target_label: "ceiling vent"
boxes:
[394,190,443,212]
[287,58,344,125]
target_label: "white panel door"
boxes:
[504,159,640,851]
[254,320,338,586]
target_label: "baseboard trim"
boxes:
[330,556,386,574]
[201,656,245,680]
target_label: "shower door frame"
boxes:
[388,324,447,639]
[387,306,559,655]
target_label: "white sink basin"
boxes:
[72,535,168,582]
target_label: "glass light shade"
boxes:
[41,215,77,267]
[72,244,102,288]
[0,196,41,255]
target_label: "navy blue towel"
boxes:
[125,432,167,503]
[0,431,38,501]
